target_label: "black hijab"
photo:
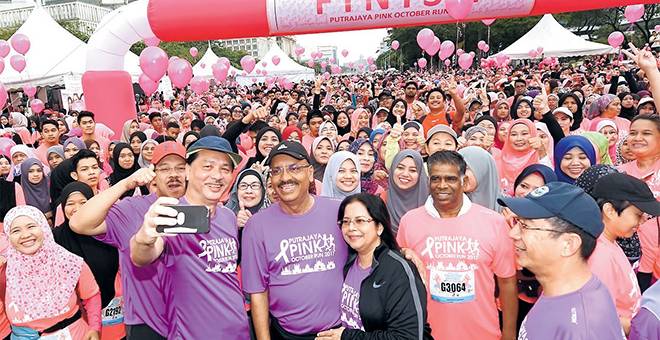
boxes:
[0,177,16,221]
[109,143,148,198]
[333,111,351,136]
[49,158,74,211]
[558,93,584,131]
[245,127,282,169]
[53,181,119,307]
[617,92,636,120]
[129,131,147,156]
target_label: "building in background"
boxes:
[219,36,297,59]
[0,0,119,34]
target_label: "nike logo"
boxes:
[373,281,385,289]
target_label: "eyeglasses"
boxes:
[338,217,374,228]
[270,163,311,177]
[238,182,262,191]
[155,166,186,174]
[514,217,560,233]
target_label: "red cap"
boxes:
[152,141,186,164]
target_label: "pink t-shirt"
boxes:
[397,198,516,340]
[618,159,660,278]
[588,235,641,320]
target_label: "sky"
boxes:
[294,28,388,63]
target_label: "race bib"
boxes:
[102,297,124,326]
[430,263,476,303]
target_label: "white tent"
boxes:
[0,5,141,89]
[497,14,614,60]
[192,46,242,79]
[236,43,315,85]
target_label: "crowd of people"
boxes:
[0,38,659,339]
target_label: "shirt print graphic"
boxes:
[340,283,363,331]
[275,233,337,276]
[197,238,238,273]
[421,235,480,303]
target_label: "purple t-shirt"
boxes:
[241,196,348,334]
[96,193,168,336]
[518,275,625,340]
[159,198,249,339]
[341,261,371,330]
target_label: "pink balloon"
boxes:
[23,84,36,97]
[10,54,25,73]
[190,76,210,95]
[10,34,30,55]
[30,99,44,114]
[416,28,435,50]
[347,62,354,68]
[251,77,257,83]
[477,40,486,51]
[439,40,455,60]
[444,59,451,66]
[200,63,206,69]
[240,55,256,73]
[167,59,193,89]
[139,73,158,96]
[307,60,315,68]
[458,53,473,70]
[331,65,341,74]
[391,40,400,50]
[329,57,336,63]
[0,58,4,75]
[624,5,644,24]
[456,49,464,56]
[262,70,268,76]
[369,64,377,72]
[0,83,7,109]
[469,51,475,57]
[367,56,375,65]
[320,61,328,69]
[536,47,544,54]
[608,31,624,48]
[323,72,330,80]
[139,46,168,81]
[256,69,262,75]
[655,25,660,32]
[445,0,473,21]
[294,46,305,56]
[189,47,198,57]
[528,49,538,58]
[426,36,441,56]
[417,58,427,69]
[143,37,160,47]
[341,49,349,58]
[495,54,508,67]
[218,57,230,68]
[481,18,496,26]
[261,61,267,67]
[482,44,490,53]
[0,40,8,58]
[211,61,229,83]
[272,55,281,66]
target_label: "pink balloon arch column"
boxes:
[82,0,657,134]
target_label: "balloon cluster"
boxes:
[0,33,33,110]
[527,47,544,59]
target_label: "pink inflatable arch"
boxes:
[83,0,656,134]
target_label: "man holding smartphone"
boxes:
[130,136,250,339]
[70,141,187,339]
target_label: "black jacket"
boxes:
[341,244,433,340]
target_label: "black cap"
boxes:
[378,90,393,100]
[267,141,310,166]
[498,182,604,238]
[592,173,660,217]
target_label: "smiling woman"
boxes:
[321,151,361,199]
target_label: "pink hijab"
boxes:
[3,205,83,322]
[496,119,539,195]
[350,108,370,134]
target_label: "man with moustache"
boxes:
[241,141,348,340]
[70,141,186,339]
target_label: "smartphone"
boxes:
[156,205,210,234]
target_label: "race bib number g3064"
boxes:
[429,262,476,303]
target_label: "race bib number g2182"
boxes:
[429,262,476,303]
